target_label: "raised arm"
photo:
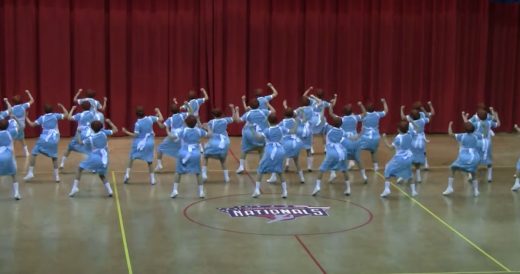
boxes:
[303,86,313,97]
[154,108,165,128]
[241,95,251,112]
[183,101,194,114]
[381,98,388,114]
[381,134,394,150]
[461,111,469,123]
[25,116,37,127]
[67,106,77,120]
[357,101,367,117]
[101,97,108,112]
[448,121,454,136]
[105,119,118,134]
[121,127,135,137]
[25,90,35,105]
[57,103,69,117]
[328,103,340,120]
[282,100,289,109]
[490,107,501,127]
[3,98,13,114]
[267,102,276,114]
[267,82,278,99]
[200,88,209,101]
[230,104,240,122]
[400,105,406,120]
[73,89,83,102]
[172,97,178,105]
[426,101,435,117]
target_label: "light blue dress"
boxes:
[10,103,30,140]
[450,133,482,173]
[471,119,498,165]
[384,133,413,180]
[310,98,331,134]
[257,95,273,110]
[31,113,64,158]
[157,113,187,158]
[77,98,104,125]
[68,111,96,154]
[204,117,233,159]
[185,98,206,117]
[360,111,386,152]
[319,124,347,172]
[240,109,269,153]
[129,116,158,163]
[296,106,314,150]
[0,110,8,119]
[257,126,287,174]
[0,128,18,175]
[340,115,362,162]
[80,130,113,175]
[174,127,207,174]
[280,118,303,158]
[408,117,430,165]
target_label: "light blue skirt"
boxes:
[257,144,286,174]
[384,154,413,180]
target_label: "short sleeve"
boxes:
[72,113,81,121]
[309,97,318,106]
[96,101,102,110]
[261,109,269,116]
[55,113,65,120]
[196,98,205,106]
[199,128,208,137]
[134,122,140,134]
[377,111,386,118]
[264,95,273,102]
[164,118,172,128]
[150,116,159,123]
[22,102,30,110]
[103,129,114,136]
[77,98,86,105]
[35,116,43,125]
[240,112,249,122]
[0,111,7,119]
[392,136,401,148]
[490,121,498,128]
[323,101,331,108]
[455,134,463,142]
[422,117,430,124]
[225,117,233,124]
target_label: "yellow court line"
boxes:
[111,171,134,274]
[375,172,512,272]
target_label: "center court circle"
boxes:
[183,194,373,236]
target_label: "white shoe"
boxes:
[170,189,178,198]
[311,185,320,196]
[267,174,277,184]
[199,190,206,199]
[252,189,261,198]
[202,172,208,181]
[236,166,245,174]
[328,171,337,183]
[14,192,21,200]
[512,183,520,191]
[123,175,129,184]
[396,177,403,184]
[411,190,418,197]
[154,163,163,172]
[473,189,480,197]
[310,147,315,155]
[442,187,453,196]
[55,176,60,183]
[380,188,391,198]
[23,173,34,181]
[281,189,287,199]
[344,186,351,196]
[69,187,79,197]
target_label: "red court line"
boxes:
[295,235,327,274]
[228,149,260,189]
[229,148,326,273]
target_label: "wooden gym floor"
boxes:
[0,134,519,274]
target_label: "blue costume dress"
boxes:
[10,103,30,140]
[257,126,287,174]
[408,117,430,165]
[174,127,207,174]
[77,98,104,124]
[296,106,314,150]
[280,118,303,158]
[360,111,386,152]
[340,114,362,162]
[384,133,413,180]
[80,130,113,175]
[471,118,498,165]
[240,109,269,153]
[450,133,482,173]
[310,99,331,135]
[204,117,233,159]
[185,98,206,117]
[319,124,347,172]
[68,111,96,154]
[157,113,187,158]
[31,113,65,158]
[0,128,18,176]
[129,116,158,163]
[257,95,273,110]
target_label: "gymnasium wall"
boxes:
[1,0,519,137]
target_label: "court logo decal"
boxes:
[218,205,330,223]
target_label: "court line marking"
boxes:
[388,271,517,274]
[111,171,134,274]
[375,172,512,272]
[294,235,327,274]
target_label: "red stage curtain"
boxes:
[1,0,519,137]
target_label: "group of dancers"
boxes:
[0,84,516,201]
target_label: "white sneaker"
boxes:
[380,188,391,198]
[311,147,315,155]
[154,163,163,172]
[252,189,261,198]
[55,175,60,183]
[267,174,277,184]
[442,187,453,196]
[411,190,418,197]
[202,172,208,181]
[396,177,403,184]
[512,183,520,191]
[344,186,351,196]
[363,176,368,184]
[23,173,34,181]
[281,189,287,199]
[328,171,337,183]
[170,189,178,198]
[69,187,79,197]
[473,189,480,197]
[123,175,129,184]
[14,192,21,200]
[199,190,206,199]
[311,185,320,196]
[236,166,245,174]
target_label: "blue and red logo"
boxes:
[218,205,330,223]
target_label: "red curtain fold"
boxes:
[1,0,519,137]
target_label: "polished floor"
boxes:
[1,134,519,274]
